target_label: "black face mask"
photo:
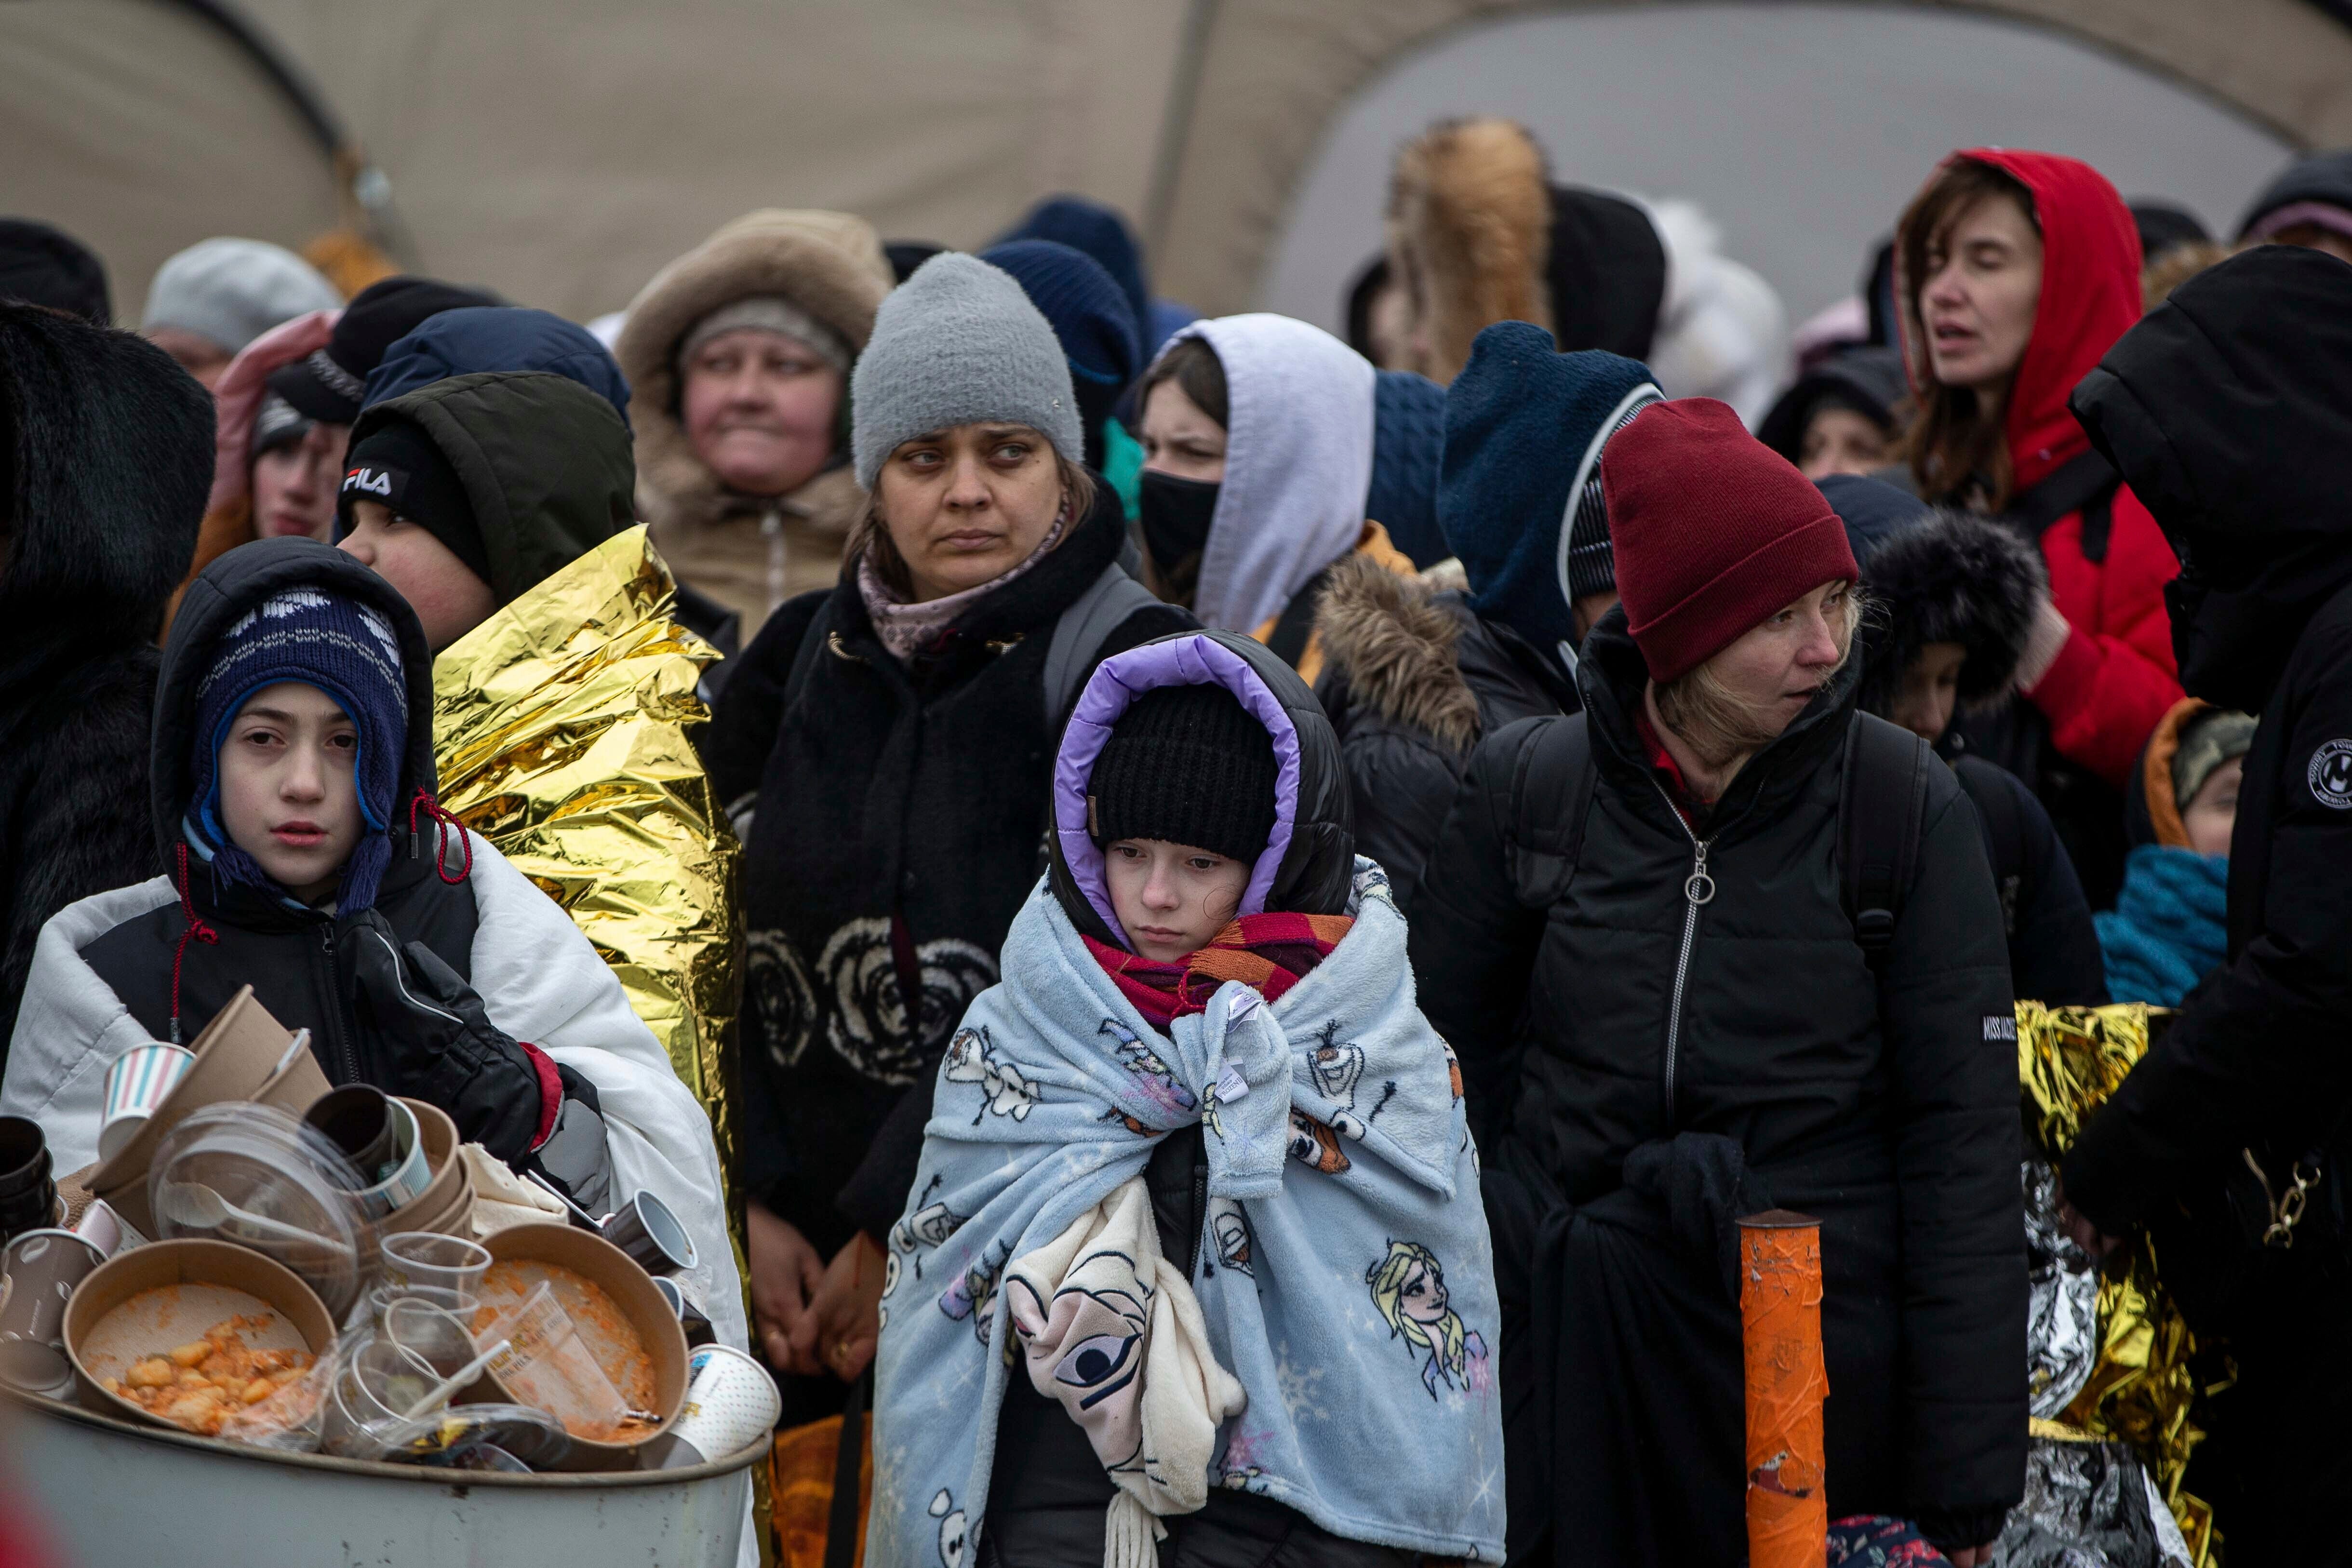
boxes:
[1138,469,1219,578]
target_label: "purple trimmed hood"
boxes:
[1048,630,1355,950]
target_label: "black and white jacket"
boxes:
[704,483,1195,1247]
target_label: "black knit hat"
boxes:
[337,417,492,589]
[0,219,110,325]
[1088,683,1277,864]
[267,275,501,425]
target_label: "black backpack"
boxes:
[1530,708,1932,961]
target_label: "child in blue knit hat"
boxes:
[0,540,748,1354]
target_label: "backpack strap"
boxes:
[1505,711,1599,905]
[1042,561,1164,731]
[1840,712,1931,961]
[2009,448,2121,564]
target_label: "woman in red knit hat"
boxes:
[1410,398,2023,1567]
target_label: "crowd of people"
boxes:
[1,121,2349,1566]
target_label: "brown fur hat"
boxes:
[1385,118,1553,386]
[614,209,893,527]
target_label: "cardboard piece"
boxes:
[88,989,327,1237]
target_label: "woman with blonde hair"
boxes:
[1413,399,2023,1566]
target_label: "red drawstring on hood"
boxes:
[407,789,473,885]
[1898,149,2142,496]
[169,842,220,1045]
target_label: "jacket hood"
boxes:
[1443,323,1660,661]
[2071,245,2352,708]
[615,209,891,532]
[2123,697,2212,851]
[2236,147,2352,240]
[1826,483,2046,721]
[1162,314,1375,635]
[1316,553,1482,753]
[1898,149,2141,495]
[343,371,636,610]
[1049,630,1355,949]
[0,303,210,683]
[1757,345,1907,462]
[995,195,1153,341]
[153,537,437,866]
[365,307,631,427]
[1385,117,1554,385]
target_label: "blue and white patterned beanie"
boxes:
[186,587,408,911]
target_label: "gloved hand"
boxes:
[342,908,544,1162]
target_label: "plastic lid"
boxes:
[148,1102,372,1319]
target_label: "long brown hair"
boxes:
[1895,160,2040,511]
[851,444,1096,600]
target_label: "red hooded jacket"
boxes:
[1901,149,2182,789]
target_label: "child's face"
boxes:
[217,682,363,902]
[2182,756,2242,858]
[338,499,496,654]
[1104,839,1250,963]
[1891,641,1968,744]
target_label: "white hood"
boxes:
[1171,313,1376,634]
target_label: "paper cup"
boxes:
[99,1044,197,1162]
[0,1229,107,1348]
[653,1342,781,1468]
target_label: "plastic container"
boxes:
[147,1104,370,1320]
[474,1283,629,1436]
[381,1232,490,1296]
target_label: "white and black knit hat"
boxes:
[850,252,1084,489]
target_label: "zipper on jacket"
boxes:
[1647,775,1716,1130]
[317,920,360,1085]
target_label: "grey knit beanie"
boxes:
[851,252,1083,489]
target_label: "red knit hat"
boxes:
[1602,399,1858,684]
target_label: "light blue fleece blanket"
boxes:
[868,860,1505,1567]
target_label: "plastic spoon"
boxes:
[403,1338,510,1419]
[525,1168,604,1228]
[159,1180,352,1251]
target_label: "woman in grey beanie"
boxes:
[702,251,1193,1423]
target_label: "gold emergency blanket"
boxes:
[2018,1001,2217,1565]
[430,526,743,1203]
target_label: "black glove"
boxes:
[342,909,544,1163]
[530,1065,616,1218]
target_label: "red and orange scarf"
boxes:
[1084,912,1353,1031]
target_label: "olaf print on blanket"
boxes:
[1367,1240,1491,1398]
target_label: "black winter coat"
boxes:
[1411,609,2025,1549]
[1312,555,1577,917]
[1952,755,2107,1006]
[2061,244,2352,1563]
[0,306,210,1054]
[705,485,1194,1251]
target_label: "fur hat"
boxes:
[1823,478,2047,719]
[1385,118,1552,385]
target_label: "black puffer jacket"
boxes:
[77,540,546,1159]
[705,483,1195,1254]
[0,305,209,1054]
[2060,242,2352,1565]
[1411,608,2024,1546]
[1313,556,1577,916]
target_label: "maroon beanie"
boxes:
[1602,399,1858,684]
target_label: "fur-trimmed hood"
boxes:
[614,209,891,535]
[0,303,210,697]
[1852,506,2046,719]
[1386,118,1553,385]
[1316,553,1481,752]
